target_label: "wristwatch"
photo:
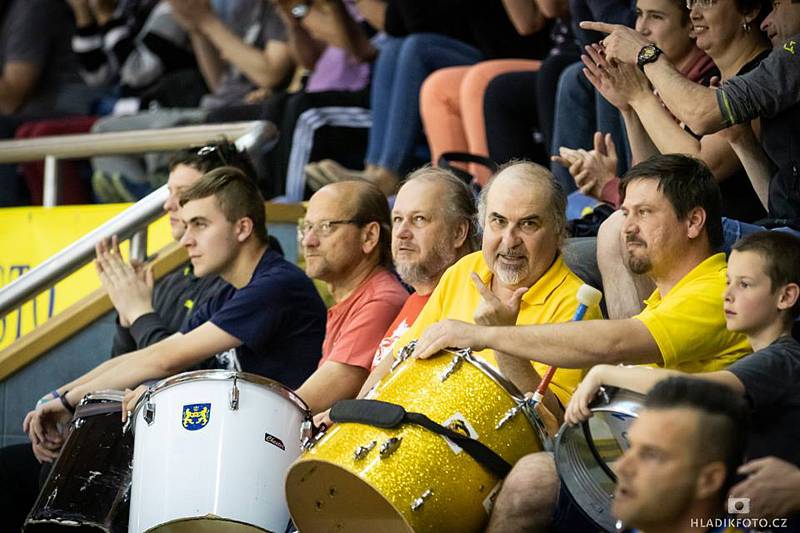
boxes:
[636,44,663,71]
[290,3,310,19]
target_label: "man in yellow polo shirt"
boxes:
[392,161,602,416]
[413,154,752,532]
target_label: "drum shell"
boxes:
[25,391,132,533]
[128,370,307,533]
[286,353,543,533]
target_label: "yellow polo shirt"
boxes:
[394,251,602,405]
[634,253,751,372]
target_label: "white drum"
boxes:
[128,370,310,533]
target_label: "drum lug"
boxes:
[379,437,402,458]
[300,418,315,449]
[229,376,240,411]
[598,386,611,405]
[410,489,433,512]
[440,352,465,382]
[143,388,156,426]
[496,396,535,430]
[73,417,84,429]
[301,418,328,451]
[392,340,417,371]
[353,440,377,460]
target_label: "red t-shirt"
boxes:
[370,292,430,369]
[321,269,409,370]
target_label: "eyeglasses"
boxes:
[686,0,717,9]
[298,219,362,239]
[196,144,230,167]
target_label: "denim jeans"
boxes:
[550,62,632,194]
[366,33,483,175]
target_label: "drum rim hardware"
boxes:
[130,369,310,428]
[353,440,377,460]
[229,375,240,410]
[378,436,403,458]
[410,489,433,512]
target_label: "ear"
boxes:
[685,207,707,240]
[361,221,381,255]
[694,461,727,501]
[235,217,255,243]
[777,282,800,312]
[452,219,471,251]
[742,5,761,27]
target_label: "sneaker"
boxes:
[92,170,124,203]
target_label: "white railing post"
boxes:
[43,155,60,207]
[130,230,148,263]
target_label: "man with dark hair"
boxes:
[295,181,409,414]
[567,231,800,525]
[613,377,751,532]
[26,168,327,451]
[0,144,257,530]
[413,154,751,532]
[99,144,252,359]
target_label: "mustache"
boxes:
[497,249,526,257]
[625,235,646,246]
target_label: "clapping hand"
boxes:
[95,235,154,327]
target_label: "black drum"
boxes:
[24,391,133,532]
[554,386,644,532]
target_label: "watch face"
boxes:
[291,3,310,18]
[638,44,661,68]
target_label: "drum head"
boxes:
[147,516,269,533]
[286,459,412,533]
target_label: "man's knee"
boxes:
[492,451,559,525]
[597,210,625,261]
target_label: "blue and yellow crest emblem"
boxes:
[182,403,211,431]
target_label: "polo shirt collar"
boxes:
[474,252,569,306]
[643,252,727,306]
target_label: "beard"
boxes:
[494,262,529,285]
[625,237,652,275]
[492,248,529,286]
[395,240,459,287]
[626,253,652,275]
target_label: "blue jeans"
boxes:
[721,217,800,254]
[550,62,632,194]
[366,33,483,175]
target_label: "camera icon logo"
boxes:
[728,497,750,514]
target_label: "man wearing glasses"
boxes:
[295,180,409,414]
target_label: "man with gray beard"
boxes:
[369,167,479,369]
[312,167,478,424]
[385,161,602,417]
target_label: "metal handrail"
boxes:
[0,120,273,206]
[0,186,168,318]
[0,121,271,162]
[0,119,275,319]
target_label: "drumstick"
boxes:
[532,284,603,404]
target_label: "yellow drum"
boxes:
[285,344,544,532]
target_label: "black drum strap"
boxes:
[330,399,512,478]
[403,411,512,478]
